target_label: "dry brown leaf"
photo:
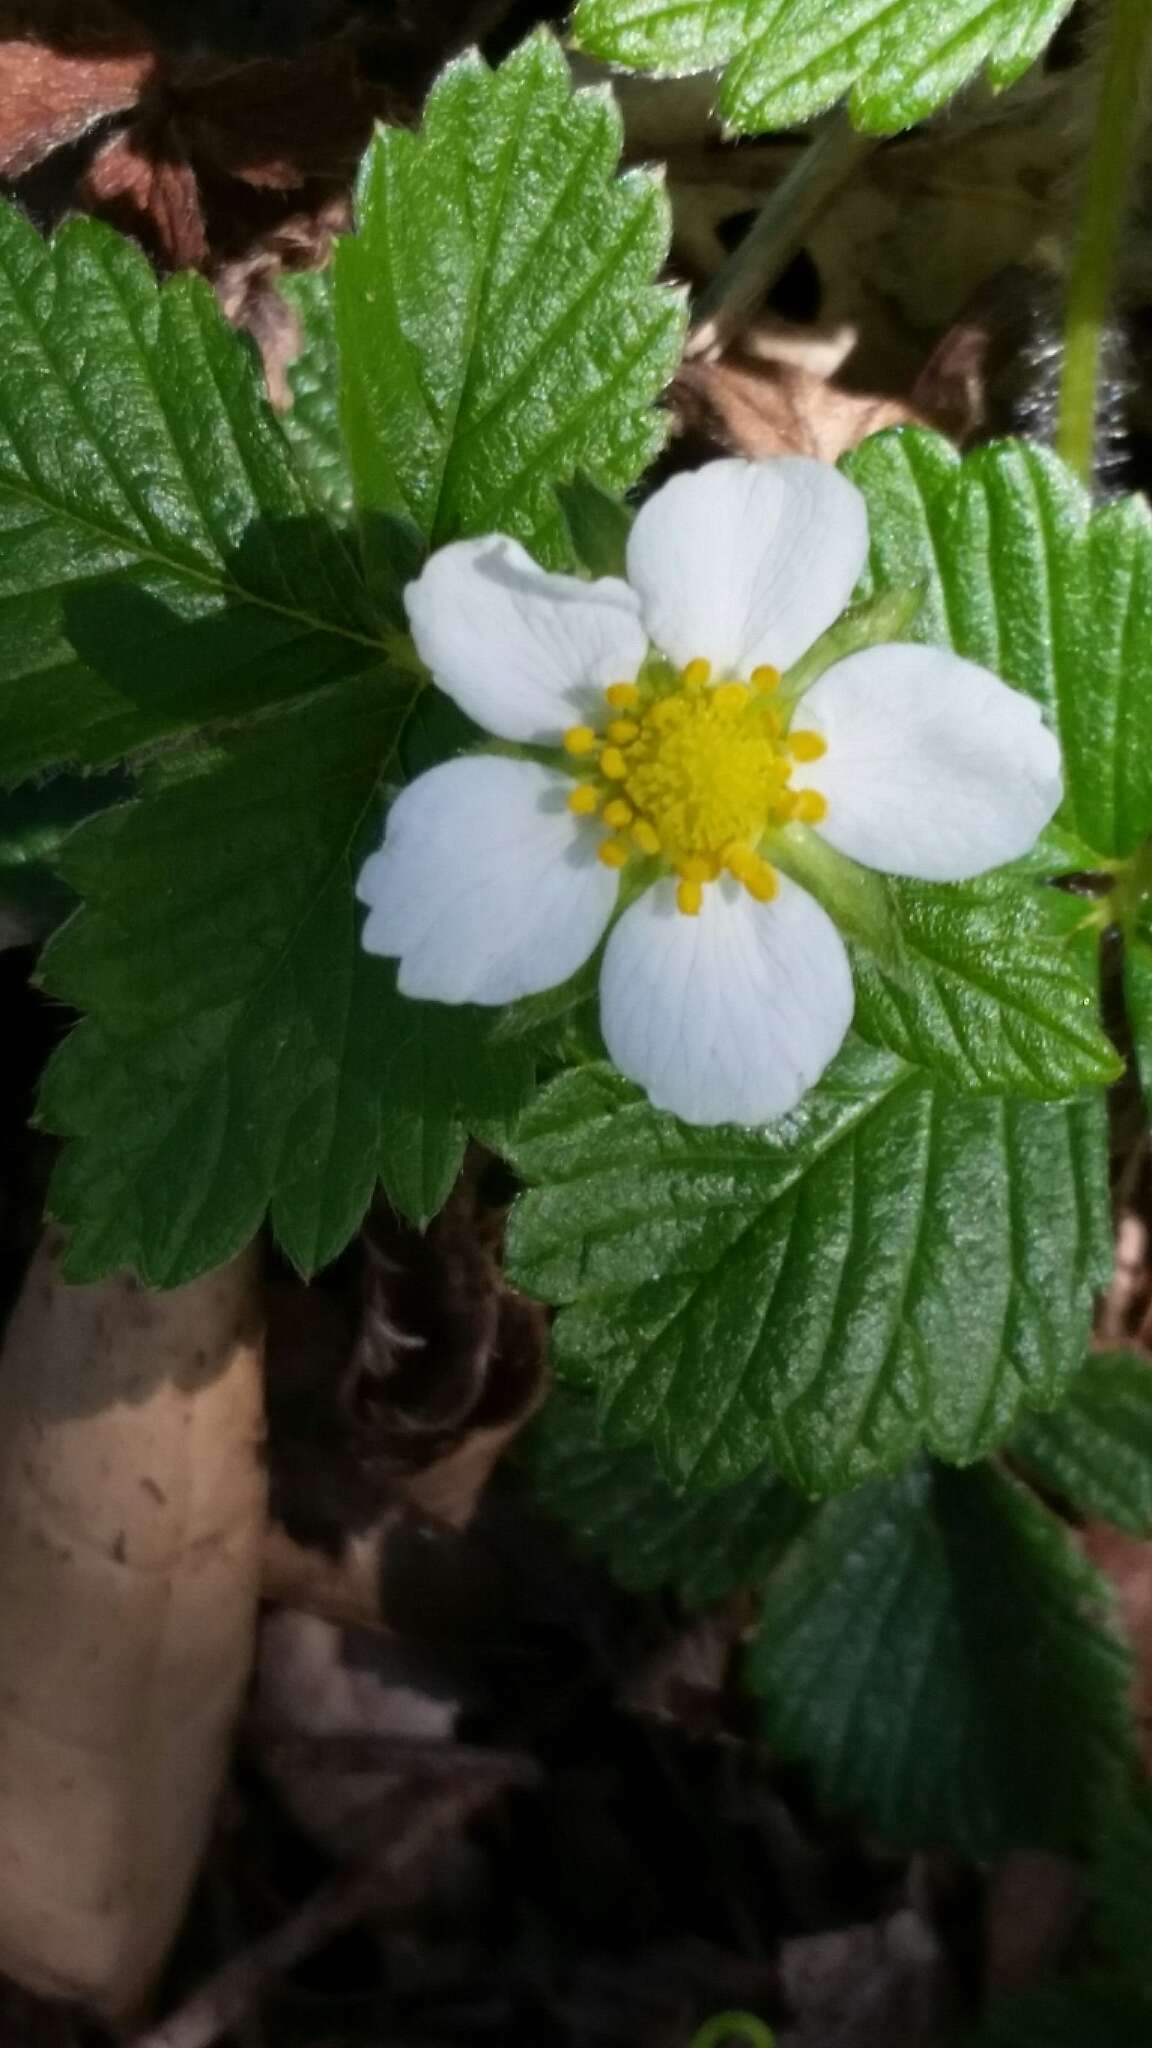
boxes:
[672,349,922,463]
[0,9,148,180]
[0,1231,266,2019]
[81,119,207,270]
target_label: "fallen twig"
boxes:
[128,1760,536,2048]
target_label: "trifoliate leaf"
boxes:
[746,1462,1132,1857]
[1012,1352,1152,1537]
[852,871,1118,1096]
[572,0,1074,136]
[38,676,531,1285]
[525,1390,809,1602]
[845,431,1152,865]
[279,270,353,520]
[334,32,683,578]
[504,1043,1110,1494]
[0,204,377,787]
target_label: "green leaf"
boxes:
[38,675,531,1285]
[1013,1352,1152,1537]
[572,0,1074,136]
[1092,1786,1152,1986]
[278,270,354,520]
[525,1389,809,1602]
[0,205,378,787]
[746,1461,1132,1857]
[844,431,1152,864]
[556,473,632,578]
[973,1983,1152,2047]
[334,32,684,576]
[504,1043,1111,1494]
[851,871,1118,1096]
[0,770,129,942]
[1125,931,1152,1116]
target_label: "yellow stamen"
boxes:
[632,820,660,856]
[681,657,711,689]
[751,664,780,693]
[793,789,828,824]
[564,724,598,756]
[567,784,601,816]
[676,878,703,916]
[788,729,827,762]
[712,682,750,713]
[600,746,628,780]
[606,682,640,711]
[744,858,778,902]
[598,837,629,869]
[608,718,640,745]
[679,854,718,884]
[603,798,634,829]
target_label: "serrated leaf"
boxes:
[1013,1352,1152,1536]
[747,1462,1132,1857]
[278,270,353,520]
[844,431,1152,865]
[504,1043,1110,1494]
[526,1390,808,1602]
[334,32,683,577]
[852,870,1118,1096]
[0,204,378,787]
[573,0,1074,135]
[38,676,531,1285]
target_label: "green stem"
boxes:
[1056,0,1152,484]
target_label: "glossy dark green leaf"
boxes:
[1013,1352,1152,1537]
[504,1045,1110,1493]
[747,1461,1132,1856]
[572,0,1074,135]
[0,205,377,786]
[278,269,353,519]
[334,32,683,574]
[526,1390,809,1602]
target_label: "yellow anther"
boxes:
[743,858,779,903]
[603,798,634,829]
[564,724,598,756]
[600,746,628,780]
[723,844,757,881]
[681,657,711,689]
[608,718,640,745]
[679,854,717,884]
[676,878,704,916]
[751,664,780,693]
[793,789,828,824]
[788,729,827,762]
[632,820,661,856]
[712,682,750,713]
[770,791,799,823]
[567,784,601,816]
[605,682,640,712]
[598,837,629,869]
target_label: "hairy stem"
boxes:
[1056,0,1152,484]
[687,118,874,359]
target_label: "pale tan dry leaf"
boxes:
[672,351,922,462]
[81,119,207,270]
[0,1231,266,2019]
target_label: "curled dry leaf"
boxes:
[671,347,922,463]
[0,4,148,181]
[0,1230,266,2018]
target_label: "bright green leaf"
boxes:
[278,269,354,520]
[747,1461,1132,1856]
[844,431,1152,864]
[1125,931,1152,1117]
[504,1044,1110,1494]
[334,32,683,574]
[1013,1352,1152,1537]
[572,0,1074,136]
[38,676,530,1285]
[0,205,377,786]
[851,870,1118,1096]
[525,1389,809,1602]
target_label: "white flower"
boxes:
[357,457,1062,1127]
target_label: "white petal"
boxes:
[791,644,1064,882]
[625,457,869,679]
[599,874,853,1127]
[403,536,646,743]
[357,756,618,1004]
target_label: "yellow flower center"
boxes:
[564,659,828,916]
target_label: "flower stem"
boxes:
[1056,0,1152,485]
[687,117,874,359]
